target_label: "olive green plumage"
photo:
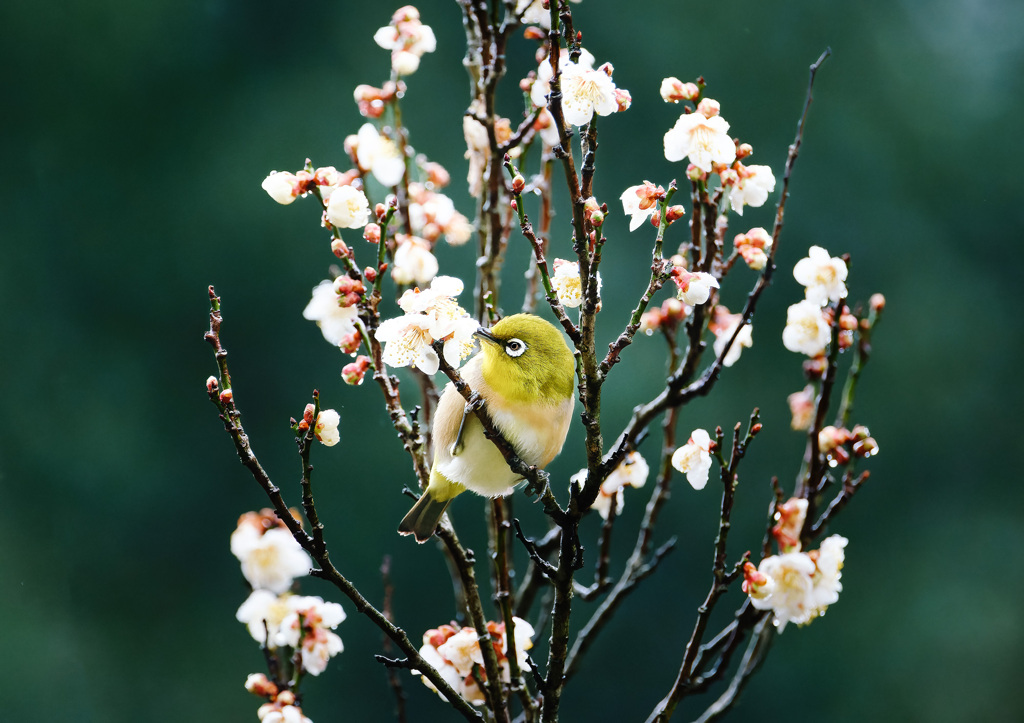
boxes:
[399,314,575,542]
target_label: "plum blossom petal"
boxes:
[671,429,713,490]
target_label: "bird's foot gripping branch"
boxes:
[208,4,884,722]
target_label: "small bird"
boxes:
[399,314,576,542]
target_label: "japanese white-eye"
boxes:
[398,314,576,542]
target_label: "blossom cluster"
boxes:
[237,591,346,676]
[417,618,535,705]
[782,245,849,358]
[744,532,848,631]
[375,276,478,375]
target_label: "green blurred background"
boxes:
[3,0,1021,720]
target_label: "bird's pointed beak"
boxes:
[475,326,499,345]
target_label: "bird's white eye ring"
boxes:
[504,338,527,357]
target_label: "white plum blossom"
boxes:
[793,245,848,305]
[314,409,340,446]
[391,235,439,286]
[619,182,664,231]
[236,589,293,644]
[373,7,436,76]
[231,521,311,594]
[711,313,753,367]
[550,258,584,308]
[530,48,596,109]
[350,123,406,187]
[671,429,713,490]
[748,551,818,630]
[560,62,619,127]
[728,164,776,216]
[325,185,370,229]
[262,171,301,205]
[673,269,719,306]
[746,534,848,630]
[782,299,832,356]
[275,595,346,676]
[376,276,477,374]
[302,280,359,347]
[417,618,535,704]
[664,110,736,172]
[376,313,441,374]
[809,534,848,616]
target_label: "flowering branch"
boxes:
[206,289,482,722]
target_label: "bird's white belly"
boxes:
[436,404,560,498]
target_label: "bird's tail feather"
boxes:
[398,489,452,543]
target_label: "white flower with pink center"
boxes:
[275,596,346,676]
[560,62,619,127]
[231,524,311,594]
[728,164,776,216]
[325,185,370,229]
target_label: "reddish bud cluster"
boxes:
[639,297,689,334]
[342,356,372,386]
[734,227,772,270]
[818,424,879,466]
[245,673,279,699]
[333,276,366,307]
[338,330,362,355]
[741,561,767,594]
[353,82,399,118]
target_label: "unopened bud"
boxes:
[245,673,279,699]
[590,209,604,227]
[339,330,362,355]
[649,210,661,228]
[751,423,763,434]
[696,97,721,118]
[342,355,372,386]
[331,238,347,258]
[803,355,827,378]
[665,205,686,223]
[206,376,218,392]
[276,690,296,706]
[303,404,316,424]
[364,266,377,283]
[686,163,706,182]
[219,388,233,403]
[375,203,388,220]
[363,223,381,244]
[511,174,526,194]
[736,142,753,159]
[718,168,739,186]
[870,293,886,312]
[523,26,546,41]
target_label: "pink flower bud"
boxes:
[523,26,545,40]
[511,174,526,194]
[342,355,372,385]
[665,205,686,223]
[614,88,632,112]
[686,163,706,182]
[696,97,721,118]
[303,404,316,424]
[276,690,297,706]
[736,142,753,159]
[375,203,388,220]
[339,330,362,355]
[870,293,886,312]
[364,266,377,283]
[206,376,218,392]
[590,209,605,227]
[219,388,233,403]
[364,223,381,244]
[331,238,348,258]
[245,673,279,699]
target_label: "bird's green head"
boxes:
[476,314,575,404]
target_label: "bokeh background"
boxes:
[3,0,1021,720]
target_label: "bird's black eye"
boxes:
[504,338,527,357]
